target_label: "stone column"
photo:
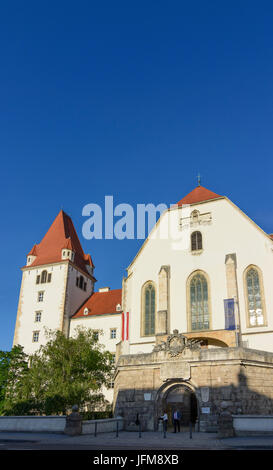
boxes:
[225,254,238,299]
[225,253,241,346]
[156,266,170,335]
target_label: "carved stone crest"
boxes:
[166,330,187,357]
[153,330,203,356]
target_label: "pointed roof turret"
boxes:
[24,210,94,275]
[27,244,38,256]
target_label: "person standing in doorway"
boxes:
[161,411,168,433]
[173,409,181,433]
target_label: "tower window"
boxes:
[76,275,86,291]
[32,331,40,343]
[191,231,202,251]
[39,270,52,284]
[35,311,42,322]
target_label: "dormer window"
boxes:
[116,304,122,312]
[62,248,75,262]
[83,308,89,316]
[191,231,202,252]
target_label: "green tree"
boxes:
[9,327,113,415]
[0,345,29,414]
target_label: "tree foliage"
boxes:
[0,345,29,414]
[0,328,113,416]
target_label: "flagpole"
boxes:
[233,295,241,348]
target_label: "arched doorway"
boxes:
[156,383,199,430]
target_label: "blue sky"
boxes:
[1,1,273,350]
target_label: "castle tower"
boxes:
[13,210,96,355]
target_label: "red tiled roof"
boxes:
[177,185,222,206]
[72,289,122,318]
[25,210,94,275]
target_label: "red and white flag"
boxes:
[122,312,129,341]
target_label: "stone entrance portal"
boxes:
[164,385,198,429]
[155,382,199,431]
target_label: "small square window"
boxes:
[110,329,117,339]
[32,331,40,342]
[35,311,42,322]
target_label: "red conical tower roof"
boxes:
[25,210,94,275]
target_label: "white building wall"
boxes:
[63,265,94,337]
[13,262,69,355]
[65,266,94,318]
[125,198,273,354]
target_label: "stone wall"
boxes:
[114,343,273,432]
[232,415,273,436]
[82,417,124,434]
[0,416,124,435]
[0,416,66,433]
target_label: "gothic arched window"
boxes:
[142,282,156,336]
[245,266,266,327]
[191,231,202,251]
[189,272,210,331]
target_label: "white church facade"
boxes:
[13,185,273,428]
[120,184,273,356]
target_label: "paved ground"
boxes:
[0,430,273,450]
